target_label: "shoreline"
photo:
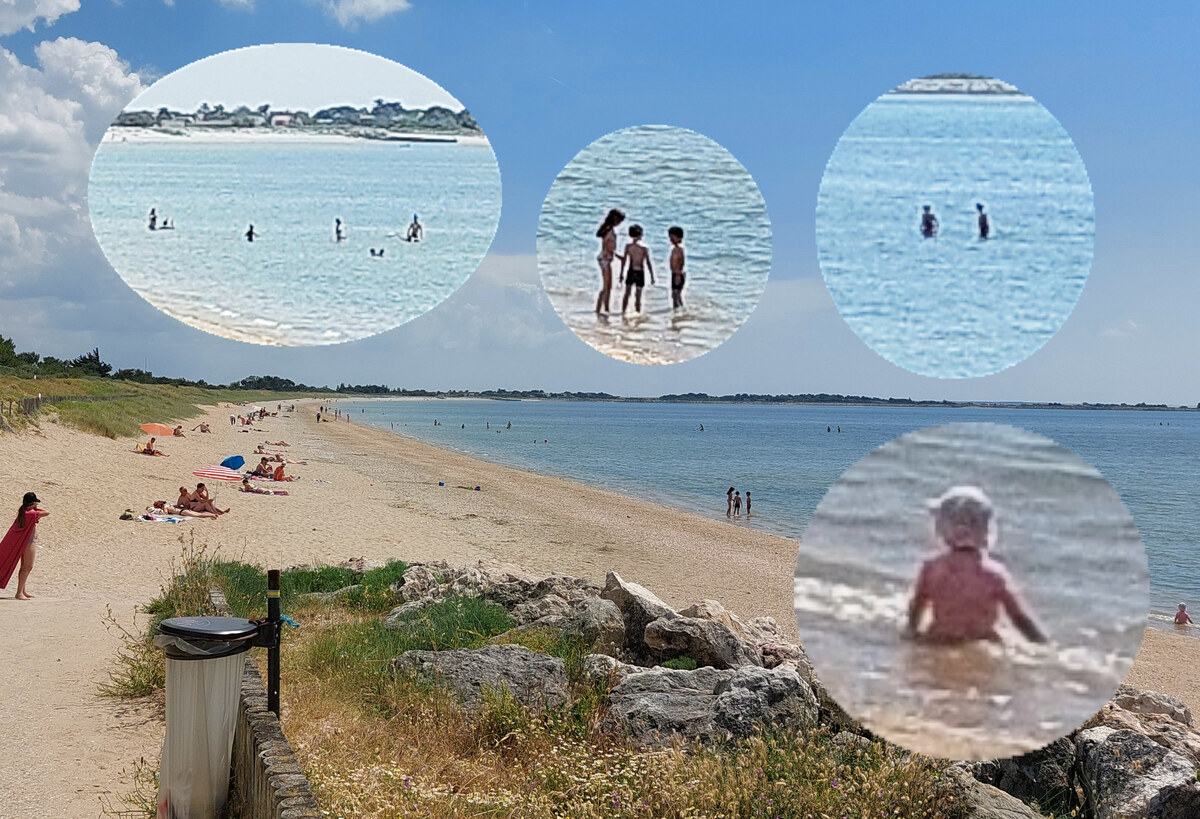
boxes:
[1,398,1196,814]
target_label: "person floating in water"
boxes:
[406,214,423,242]
[920,206,939,238]
[335,218,345,242]
[148,208,157,231]
[977,203,990,240]
[595,208,625,314]
[1175,604,1194,626]
[159,217,173,230]
[668,225,686,310]
[906,486,1047,645]
[369,248,385,257]
[245,224,257,242]
[620,224,654,314]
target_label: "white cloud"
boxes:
[1101,318,1142,339]
[0,0,79,36]
[0,40,144,287]
[215,0,254,7]
[310,0,412,28]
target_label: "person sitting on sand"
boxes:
[190,483,229,515]
[905,486,1046,645]
[142,437,169,456]
[191,423,211,433]
[172,425,185,437]
[151,500,217,519]
[272,464,298,482]
[1175,603,1194,626]
[620,224,654,314]
[250,457,273,477]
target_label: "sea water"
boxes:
[89,138,501,346]
[794,423,1146,758]
[537,126,772,364]
[816,94,1094,378]
[341,400,1196,625]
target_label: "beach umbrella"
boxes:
[140,422,175,436]
[193,465,243,483]
[220,455,246,470]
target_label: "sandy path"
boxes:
[0,398,1195,815]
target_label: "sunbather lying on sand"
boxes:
[151,501,217,519]
[240,478,269,494]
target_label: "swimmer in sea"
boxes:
[245,224,257,242]
[905,486,1047,645]
[406,214,423,242]
[920,205,939,239]
[1175,604,1194,626]
[977,203,990,240]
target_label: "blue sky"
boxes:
[1,1,1198,402]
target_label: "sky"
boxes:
[0,1,1197,403]
[129,43,464,112]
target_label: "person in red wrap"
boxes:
[1,492,49,600]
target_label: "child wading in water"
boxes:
[905,486,1046,645]
[668,225,686,310]
[620,224,654,314]
[595,209,625,314]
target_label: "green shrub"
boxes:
[661,656,698,671]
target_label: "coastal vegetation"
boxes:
[103,546,963,818]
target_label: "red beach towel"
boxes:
[0,509,48,588]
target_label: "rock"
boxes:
[602,571,677,660]
[515,596,625,656]
[338,556,384,574]
[677,601,807,671]
[831,731,872,752]
[967,738,1077,816]
[299,584,362,604]
[943,766,1046,818]
[580,654,642,688]
[1111,685,1193,727]
[602,665,817,747]
[390,644,568,714]
[643,616,762,669]
[1073,726,1200,819]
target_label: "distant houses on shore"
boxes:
[113,99,483,136]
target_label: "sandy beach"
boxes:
[0,399,1196,815]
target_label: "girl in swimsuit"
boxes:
[595,209,625,314]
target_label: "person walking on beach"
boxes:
[1,492,49,600]
[620,224,654,314]
[1175,604,1194,626]
[595,209,625,314]
[726,486,735,517]
[245,224,257,242]
[905,486,1047,645]
[668,226,686,310]
[976,203,990,240]
[920,205,938,238]
[733,491,742,518]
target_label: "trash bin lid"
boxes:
[159,616,258,641]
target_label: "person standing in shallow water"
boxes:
[977,203,990,240]
[595,209,625,314]
[1,492,49,600]
[920,205,938,238]
[726,486,735,517]
[245,224,257,242]
[732,491,742,518]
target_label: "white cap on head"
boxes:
[927,485,996,549]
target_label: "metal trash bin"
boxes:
[154,616,258,819]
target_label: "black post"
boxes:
[267,569,281,716]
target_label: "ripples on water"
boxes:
[89,140,501,345]
[816,94,1094,377]
[795,423,1147,757]
[537,126,772,364]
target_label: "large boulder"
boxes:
[678,601,806,671]
[602,664,817,747]
[514,596,625,655]
[1110,685,1193,727]
[643,615,762,669]
[390,644,568,713]
[1085,686,1200,768]
[580,653,643,688]
[1073,726,1200,819]
[966,738,1077,816]
[942,766,1046,819]
[602,571,677,660]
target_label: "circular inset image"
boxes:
[794,423,1147,759]
[89,44,501,346]
[816,74,1094,378]
[537,125,772,365]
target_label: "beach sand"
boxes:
[0,399,1195,814]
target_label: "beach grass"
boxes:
[0,374,302,438]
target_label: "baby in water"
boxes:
[905,486,1047,645]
